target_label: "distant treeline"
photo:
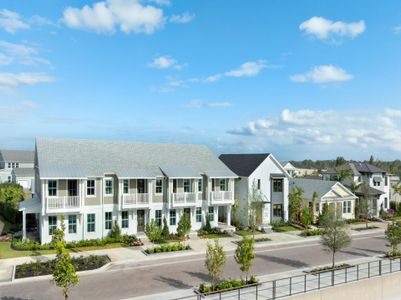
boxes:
[290,156,401,177]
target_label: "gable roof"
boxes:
[290,178,356,200]
[219,153,270,177]
[0,150,34,163]
[36,138,236,179]
[321,162,386,176]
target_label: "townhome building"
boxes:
[219,153,290,229]
[19,138,236,244]
[0,150,34,188]
[281,161,318,178]
[321,162,390,217]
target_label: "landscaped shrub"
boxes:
[11,234,140,251]
[301,229,322,236]
[108,221,121,239]
[198,226,220,236]
[198,276,258,294]
[15,255,110,279]
[254,237,271,243]
[144,243,191,254]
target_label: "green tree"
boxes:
[312,192,318,223]
[320,207,351,268]
[52,215,79,300]
[234,237,255,282]
[161,217,170,239]
[359,183,373,228]
[289,187,303,223]
[300,205,313,230]
[205,239,226,286]
[248,181,264,237]
[335,157,346,167]
[338,168,352,182]
[144,219,162,244]
[0,183,25,223]
[385,221,401,256]
[177,212,191,237]
[108,220,121,239]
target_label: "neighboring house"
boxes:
[290,179,358,220]
[19,138,237,244]
[321,162,390,216]
[0,150,34,184]
[12,168,35,193]
[389,174,401,202]
[219,153,290,228]
[280,161,318,177]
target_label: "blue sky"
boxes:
[1,0,401,160]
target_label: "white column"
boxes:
[22,210,26,241]
[226,205,231,226]
[148,179,153,204]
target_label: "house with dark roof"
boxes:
[290,179,357,220]
[219,153,290,228]
[19,138,237,244]
[0,149,34,185]
[321,162,390,216]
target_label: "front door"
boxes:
[137,210,145,232]
[218,206,227,223]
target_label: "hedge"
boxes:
[199,276,258,293]
[145,243,191,254]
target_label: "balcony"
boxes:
[122,193,149,209]
[46,196,82,213]
[210,191,234,205]
[171,192,197,207]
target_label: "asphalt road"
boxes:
[0,232,387,300]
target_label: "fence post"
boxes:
[379,260,382,276]
[238,288,240,300]
[331,270,334,286]
[289,277,292,296]
[345,267,347,283]
[318,272,320,289]
[273,280,276,299]
[368,262,371,278]
[390,258,393,273]
[256,284,258,300]
[304,274,307,292]
[357,264,359,280]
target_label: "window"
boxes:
[105,178,113,195]
[123,179,129,194]
[105,212,112,230]
[87,214,95,232]
[48,216,57,235]
[137,179,146,193]
[7,176,11,183]
[87,180,95,196]
[15,163,19,168]
[48,180,57,196]
[384,197,388,209]
[183,179,191,192]
[273,204,283,217]
[385,177,388,186]
[7,163,11,169]
[155,179,163,194]
[198,179,203,192]
[219,179,227,191]
[170,209,176,225]
[155,210,162,226]
[68,180,78,196]
[343,201,352,214]
[121,211,128,228]
[196,207,202,222]
[68,215,77,234]
[257,179,261,190]
[208,207,214,222]
[374,181,380,187]
[12,162,15,168]
[273,179,283,192]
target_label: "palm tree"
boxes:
[338,168,352,182]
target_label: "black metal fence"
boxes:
[175,257,401,300]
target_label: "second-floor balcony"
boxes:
[122,193,149,209]
[171,192,197,207]
[210,191,234,204]
[46,196,82,213]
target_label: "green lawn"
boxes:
[199,233,231,239]
[70,242,127,252]
[272,225,299,232]
[235,230,262,237]
[0,242,55,259]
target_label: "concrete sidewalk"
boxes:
[0,223,385,283]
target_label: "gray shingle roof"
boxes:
[36,138,236,179]
[321,162,386,176]
[290,178,347,200]
[219,154,271,177]
[0,150,34,163]
[12,168,35,177]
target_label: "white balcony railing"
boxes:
[210,191,234,204]
[122,193,149,208]
[46,196,81,211]
[171,192,197,207]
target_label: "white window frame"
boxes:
[183,179,191,193]
[121,211,129,228]
[196,207,202,222]
[105,212,112,230]
[87,213,96,233]
[48,216,57,235]
[155,210,162,226]
[123,179,130,195]
[155,179,163,195]
[273,179,283,192]
[86,179,96,197]
[48,180,58,197]
[343,201,352,214]
[170,209,176,226]
[7,163,11,169]
[219,179,227,191]
[198,178,203,192]
[208,207,214,221]
[68,215,77,234]
[104,177,113,196]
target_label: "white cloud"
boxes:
[149,55,185,70]
[228,119,272,136]
[394,25,401,34]
[149,0,171,5]
[63,0,165,34]
[186,99,232,109]
[224,60,267,77]
[300,17,365,41]
[170,13,194,24]
[0,41,50,66]
[290,65,353,84]
[0,9,30,34]
[0,72,55,89]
